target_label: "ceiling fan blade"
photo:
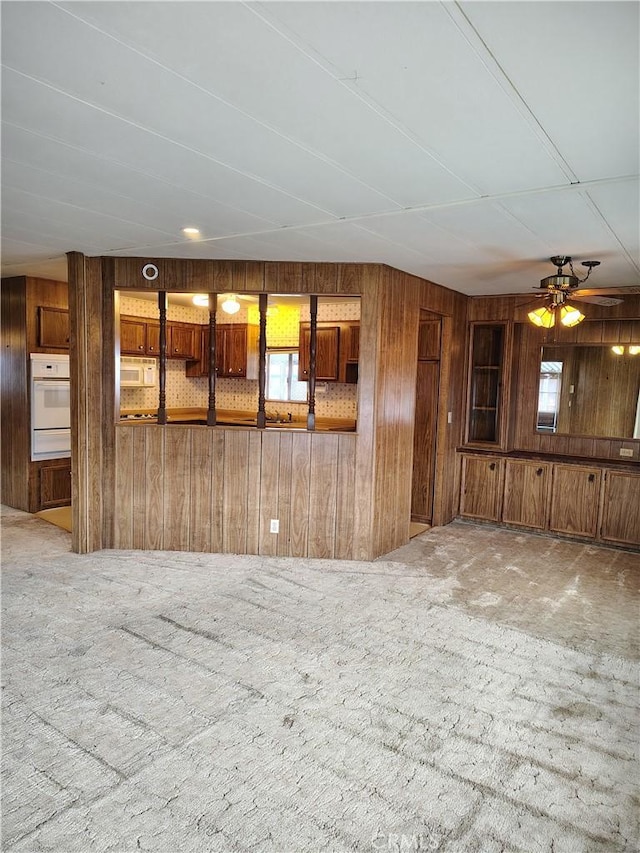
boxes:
[574,285,640,297]
[575,295,623,306]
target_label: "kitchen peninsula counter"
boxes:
[119,408,357,432]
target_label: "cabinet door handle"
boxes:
[588,473,595,483]
[489,462,496,471]
[536,468,543,476]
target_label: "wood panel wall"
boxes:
[0,276,69,510]
[470,294,640,462]
[113,426,357,558]
[69,256,469,558]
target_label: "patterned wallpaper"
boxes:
[118,294,359,418]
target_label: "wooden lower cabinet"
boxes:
[502,459,550,530]
[600,471,640,547]
[29,460,72,512]
[458,453,638,549]
[459,454,504,521]
[549,464,601,539]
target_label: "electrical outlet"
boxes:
[270,519,279,533]
[619,448,634,458]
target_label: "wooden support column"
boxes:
[307,294,317,431]
[157,291,168,425]
[207,292,218,426]
[257,293,268,429]
[67,251,109,554]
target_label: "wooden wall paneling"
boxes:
[246,430,263,555]
[0,278,29,509]
[592,439,613,459]
[351,270,381,559]
[114,427,134,549]
[258,431,281,556]
[131,427,147,549]
[163,428,191,550]
[334,435,357,560]
[223,430,250,554]
[336,264,366,295]
[276,432,294,558]
[189,429,214,552]
[289,432,312,557]
[209,430,226,552]
[110,257,214,292]
[308,434,339,558]
[68,253,105,553]
[144,428,165,550]
[373,269,420,555]
[301,263,339,293]
[230,261,264,293]
[264,262,304,293]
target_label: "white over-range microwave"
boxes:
[120,356,157,387]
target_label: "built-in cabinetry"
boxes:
[31,460,72,510]
[298,321,359,383]
[120,315,196,359]
[1,276,71,513]
[38,306,70,349]
[185,324,259,379]
[459,451,639,548]
[465,322,508,446]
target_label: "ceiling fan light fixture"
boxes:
[528,306,556,328]
[192,294,209,307]
[221,294,241,315]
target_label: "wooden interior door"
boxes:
[411,316,441,524]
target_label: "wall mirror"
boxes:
[536,344,640,439]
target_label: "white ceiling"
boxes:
[1,0,638,296]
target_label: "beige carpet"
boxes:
[2,505,638,852]
[34,505,72,532]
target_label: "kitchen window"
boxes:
[266,350,307,402]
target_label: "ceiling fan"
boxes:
[526,255,624,328]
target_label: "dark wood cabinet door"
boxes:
[145,321,160,355]
[220,326,247,376]
[169,324,196,359]
[38,307,69,349]
[298,325,340,381]
[120,318,146,354]
[39,462,71,509]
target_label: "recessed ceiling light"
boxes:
[182,227,200,237]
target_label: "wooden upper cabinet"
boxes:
[549,464,602,538]
[145,321,160,355]
[600,471,640,547]
[186,324,258,378]
[38,307,70,349]
[298,324,340,381]
[120,316,147,354]
[502,459,550,530]
[169,324,196,359]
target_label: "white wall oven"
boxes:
[30,353,71,461]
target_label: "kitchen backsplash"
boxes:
[119,295,359,418]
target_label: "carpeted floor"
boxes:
[1,505,639,852]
